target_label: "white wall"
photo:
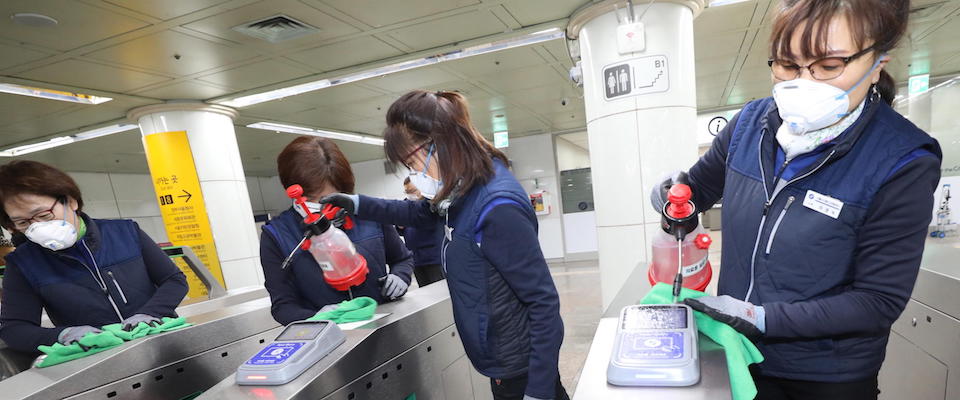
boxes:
[556,135,591,171]
[505,134,566,260]
[351,159,408,200]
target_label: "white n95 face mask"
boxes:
[409,144,442,200]
[772,56,883,135]
[25,219,78,251]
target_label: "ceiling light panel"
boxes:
[0,83,113,104]
[247,122,385,146]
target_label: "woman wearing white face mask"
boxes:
[320,90,568,400]
[396,177,446,287]
[0,161,188,354]
[651,1,941,399]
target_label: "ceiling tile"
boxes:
[696,55,738,76]
[694,1,756,34]
[15,59,170,93]
[444,46,547,77]
[364,65,459,92]
[182,0,360,49]
[85,30,260,76]
[317,0,479,28]
[477,64,567,93]
[695,31,746,60]
[545,109,586,132]
[501,0,590,26]
[0,94,75,137]
[293,84,384,107]
[325,117,387,135]
[386,10,507,50]
[0,100,143,147]
[198,60,313,91]
[12,130,150,174]
[133,80,233,100]
[324,96,395,119]
[284,36,403,72]
[503,84,581,115]
[239,99,316,118]
[282,106,368,128]
[0,1,149,51]
[0,43,52,71]
[104,0,232,21]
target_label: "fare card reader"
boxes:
[607,304,700,387]
[237,320,346,385]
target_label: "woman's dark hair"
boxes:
[0,160,84,231]
[277,136,355,197]
[383,90,508,202]
[770,0,910,105]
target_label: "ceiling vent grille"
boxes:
[232,15,319,43]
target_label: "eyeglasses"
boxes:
[401,141,431,170]
[10,198,61,230]
[768,47,875,81]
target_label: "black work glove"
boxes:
[650,171,690,212]
[318,193,358,222]
[684,296,765,340]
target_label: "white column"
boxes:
[129,103,263,289]
[569,0,705,309]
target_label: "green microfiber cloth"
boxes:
[404,394,416,400]
[102,317,192,341]
[641,283,764,400]
[36,330,125,368]
[307,296,377,324]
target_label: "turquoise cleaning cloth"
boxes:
[102,317,191,341]
[307,296,377,324]
[36,331,125,368]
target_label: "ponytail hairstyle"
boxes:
[770,0,910,105]
[383,90,508,203]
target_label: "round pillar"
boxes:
[568,0,706,308]
[129,102,263,290]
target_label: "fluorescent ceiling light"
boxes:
[710,0,751,6]
[0,83,112,104]
[217,29,565,108]
[247,122,385,146]
[0,123,138,157]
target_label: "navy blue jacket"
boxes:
[397,210,443,266]
[260,208,414,325]
[0,214,189,353]
[687,96,941,382]
[357,160,564,399]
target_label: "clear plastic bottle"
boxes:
[648,226,712,291]
[306,216,368,291]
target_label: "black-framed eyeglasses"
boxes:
[768,46,875,81]
[10,198,61,230]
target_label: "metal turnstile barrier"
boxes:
[200,281,492,400]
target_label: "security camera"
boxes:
[561,98,569,106]
[569,61,583,87]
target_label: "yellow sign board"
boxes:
[143,131,225,298]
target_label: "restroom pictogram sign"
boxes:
[602,55,670,101]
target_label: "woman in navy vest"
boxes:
[320,90,568,400]
[0,161,188,354]
[653,1,940,399]
[259,137,414,326]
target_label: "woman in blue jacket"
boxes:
[259,137,414,325]
[655,1,940,399]
[0,161,188,353]
[397,177,446,286]
[321,90,567,400]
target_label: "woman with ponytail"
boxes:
[653,1,941,398]
[321,90,568,400]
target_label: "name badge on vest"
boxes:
[803,190,843,219]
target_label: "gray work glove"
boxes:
[650,170,690,212]
[318,193,359,221]
[684,295,766,340]
[121,313,161,331]
[378,274,409,300]
[318,303,340,313]
[58,325,102,345]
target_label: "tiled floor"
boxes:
[550,229,723,393]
